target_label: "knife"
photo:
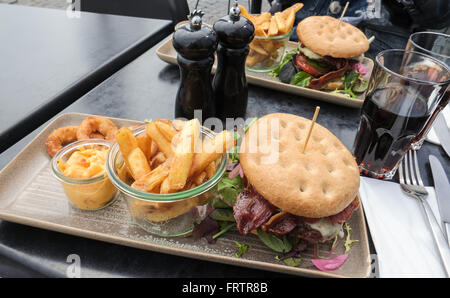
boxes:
[429,155,450,246]
[433,114,450,158]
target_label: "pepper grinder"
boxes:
[172,10,218,121]
[212,1,255,121]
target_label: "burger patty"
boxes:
[233,185,359,243]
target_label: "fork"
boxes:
[398,150,450,277]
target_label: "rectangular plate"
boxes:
[0,113,371,278]
[156,38,373,108]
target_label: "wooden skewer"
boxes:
[302,106,320,154]
[337,2,349,29]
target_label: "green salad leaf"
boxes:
[305,57,327,71]
[344,223,359,253]
[282,257,302,267]
[352,78,369,93]
[234,241,251,258]
[212,221,236,240]
[228,117,258,163]
[269,48,300,77]
[290,71,313,87]
[210,208,235,222]
[218,172,243,191]
[257,228,293,253]
[343,70,359,90]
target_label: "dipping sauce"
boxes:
[52,141,118,211]
[58,147,108,179]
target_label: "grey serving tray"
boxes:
[0,113,371,278]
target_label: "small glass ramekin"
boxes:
[246,29,293,72]
[52,139,119,211]
[106,126,228,237]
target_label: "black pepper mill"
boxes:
[172,10,218,121]
[212,1,255,121]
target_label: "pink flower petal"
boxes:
[228,163,241,179]
[352,62,369,76]
[238,164,244,178]
[311,254,348,271]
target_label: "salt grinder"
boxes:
[172,10,218,121]
[212,1,255,121]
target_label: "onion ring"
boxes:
[76,116,118,141]
[45,126,79,157]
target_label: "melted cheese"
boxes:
[307,218,343,241]
[298,42,365,61]
[298,43,323,60]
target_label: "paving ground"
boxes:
[0,0,271,24]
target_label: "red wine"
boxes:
[353,83,431,178]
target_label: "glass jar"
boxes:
[51,139,119,211]
[106,126,228,237]
[246,29,293,72]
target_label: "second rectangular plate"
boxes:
[156,38,373,108]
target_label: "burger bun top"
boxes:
[297,16,369,58]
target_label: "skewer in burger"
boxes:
[234,113,360,250]
[277,16,371,96]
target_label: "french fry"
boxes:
[238,5,257,23]
[116,127,151,180]
[183,180,196,190]
[260,40,277,54]
[132,163,170,192]
[117,163,133,184]
[150,140,158,159]
[245,3,303,67]
[136,133,152,160]
[254,26,268,37]
[190,130,234,176]
[254,12,271,25]
[155,118,172,125]
[127,148,151,180]
[150,151,166,169]
[160,177,173,194]
[246,50,268,67]
[172,119,186,131]
[284,8,296,33]
[268,18,279,36]
[116,127,139,158]
[168,119,200,191]
[274,12,288,34]
[258,20,270,32]
[193,171,207,186]
[145,122,174,158]
[205,161,216,179]
[249,40,269,56]
[155,121,177,142]
[281,3,303,18]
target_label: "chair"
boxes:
[78,0,190,25]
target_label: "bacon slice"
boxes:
[233,186,277,236]
[262,211,298,235]
[307,60,351,90]
[328,197,360,224]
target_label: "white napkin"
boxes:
[426,106,450,145]
[359,177,447,278]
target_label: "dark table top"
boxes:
[0,4,172,154]
[0,36,448,278]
